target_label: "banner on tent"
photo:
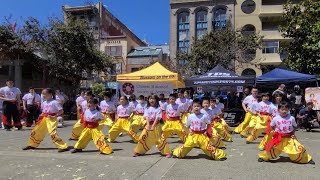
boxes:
[305,87,320,111]
[120,82,173,97]
[193,80,246,85]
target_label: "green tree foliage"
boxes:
[20,17,112,82]
[91,82,105,97]
[177,25,262,75]
[281,0,320,74]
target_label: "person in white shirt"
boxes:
[0,79,22,131]
[22,88,69,152]
[107,96,139,143]
[133,94,171,157]
[129,94,139,108]
[75,90,85,120]
[258,101,314,164]
[173,99,227,160]
[72,98,113,155]
[22,87,41,127]
[99,91,116,130]
[159,93,168,121]
[131,95,147,134]
[246,92,273,143]
[234,86,258,134]
[215,96,225,113]
[55,89,66,128]
[240,96,261,138]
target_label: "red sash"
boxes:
[36,113,57,125]
[207,123,214,138]
[161,110,167,121]
[84,121,99,128]
[191,130,206,134]
[79,112,85,124]
[265,132,294,151]
[167,116,180,121]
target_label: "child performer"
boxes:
[159,94,168,122]
[246,92,273,144]
[258,101,314,164]
[176,90,189,125]
[133,95,171,157]
[75,90,85,120]
[258,92,282,150]
[173,99,227,160]
[201,97,226,149]
[99,92,116,130]
[69,91,93,140]
[240,95,260,138]
[72,98,113,155]
[107,96,139,143]
[211,104,233,142]
[22,88,69,152]
[160,94,187,148]
[131,95,147,134]
[234,87,258,134]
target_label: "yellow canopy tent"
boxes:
[116,62,185,88]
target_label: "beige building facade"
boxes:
[170,0,293,76]
[63,2,146,82]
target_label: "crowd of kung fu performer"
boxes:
[0,79,315,164]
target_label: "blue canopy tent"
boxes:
[256,68,318,85]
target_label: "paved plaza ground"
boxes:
[0,121,318,180]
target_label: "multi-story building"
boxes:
[63,2,146,81]
[170,0,294,76]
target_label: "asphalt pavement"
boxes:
[0,121,318,180]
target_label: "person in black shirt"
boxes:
[298,102,318,132]
[289,85,305,117]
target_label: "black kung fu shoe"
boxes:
[22,146,35,150]
[71,149,82,153]
[308,159,315,165]
[58,147,70,153]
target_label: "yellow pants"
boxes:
[181,113,190,125]
[213,121,232,142]
[107,118,139,143]
[99,114,114,130]
[259,137,312,164]
[161,120,187,142]
[134,124,171,155]
[258,131,274,150]
[247,115,270,142]
[74,127,113,154]
[27,117,68,150]
[221,118,233,133]
[70,119,84,140]
[240,115,258,137]
[173,133,226,160]
[131,115,146,134]
[234,112,252,133]
[209,128,226,148]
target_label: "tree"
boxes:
[176,24,262,76]
[281,0,320,74]
[20,17,112,84]
[91,82,105,96]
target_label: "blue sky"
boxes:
[0,0,170,45]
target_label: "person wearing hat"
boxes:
[0,79,22,131]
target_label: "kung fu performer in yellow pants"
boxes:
[107,96,139,143]
[133,95,171,157]
[246,93,273,143]
[234,87,258,133]
[258,102,314,164]
[173,99,226,160]
[72,99,112,155]
[160,94,187,148]
[99,92,117,130]
[69,90,93,140]
[131,95,147,134]
[23,88,69,152]
[212,118,233,142]
[240,99,260,138]
[200,97,226,148]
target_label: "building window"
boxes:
[262,41,279,53]
[241,24,256,35]
[196,10,208,40]
[241,0,256,14]
[242,68,256,76]
[177,11,190,53]
[213,7,227,30]
[105,46,122,56]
